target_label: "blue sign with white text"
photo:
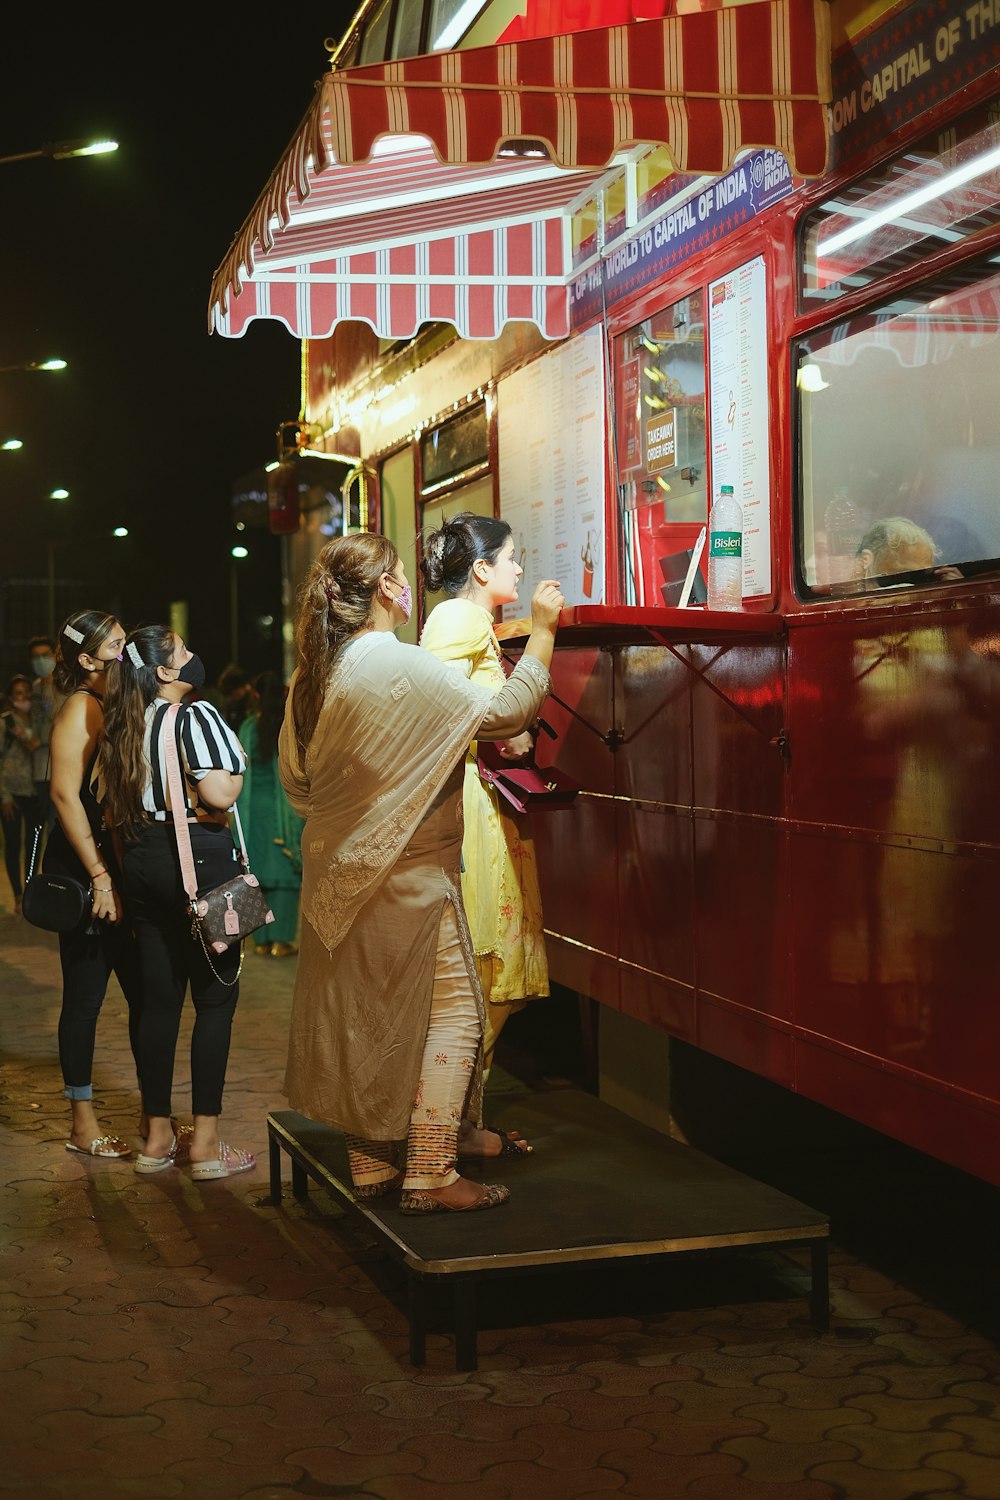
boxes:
[569,148,795,328]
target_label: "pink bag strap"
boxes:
[162,702,248,906]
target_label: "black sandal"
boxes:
[457,1124,533,1159]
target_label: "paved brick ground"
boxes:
[2,889,1000,1500]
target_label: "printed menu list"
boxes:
[708,256,771,598]
[497,327,606,616]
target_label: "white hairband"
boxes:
[63,624,84,644]
[125,641,145,669]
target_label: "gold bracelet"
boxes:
[94,885,114,894]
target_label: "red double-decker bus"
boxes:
[213,0,1000,1184]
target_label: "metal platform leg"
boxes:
[810,1239,830,1331]
[268,1128,282,1203]
[291,1157,309,1202]
[409,1279,427,1367]
[454,1278,478,1371]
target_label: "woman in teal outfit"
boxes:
[238,671,304,957]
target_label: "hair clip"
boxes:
[125,641,145,669]
[325,582,335,603]
[63,624,85,644]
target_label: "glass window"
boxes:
[429,0,484,50]
[613,293,708,605]
[420,403,488,490]
[801,106,1000,307]
[359,0,393,64]
[615,293,707,520]
[796,260,1000,599]
[391,0,424,58]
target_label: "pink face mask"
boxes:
[388,579,412,623]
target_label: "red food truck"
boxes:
[211,0,1000,1185]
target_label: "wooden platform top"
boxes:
[269,1088,828,1277]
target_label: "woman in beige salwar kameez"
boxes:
[278,533,561,1214]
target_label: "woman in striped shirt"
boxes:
[100,625,254,1181]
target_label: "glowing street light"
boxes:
[2,438,23,451]
[0,138,118,166]
[49,487,70,500]
[0,357,67,374]
[113,526,129,538]
[231,545,249,559]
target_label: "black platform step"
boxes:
[267,1088,829,1369]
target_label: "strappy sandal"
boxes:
[457,1124,533,1159]
[399,1183,510,1214]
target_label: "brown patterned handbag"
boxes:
[163,703,274,983]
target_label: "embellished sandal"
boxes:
[65,1134,131,1159]
[399,1183,510,1214]
[352,1168,405,1199]
[190,1143,256,1181]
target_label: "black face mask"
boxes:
[176,654,207,690]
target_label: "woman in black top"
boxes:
[46,609,143,1158]
[101,624,254,1182]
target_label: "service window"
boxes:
[613,293,708,605]
[795,258,1000,598]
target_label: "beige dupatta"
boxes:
[278,631,496,955]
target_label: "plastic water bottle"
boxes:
[707,484,743,611]
[823,485,860,585]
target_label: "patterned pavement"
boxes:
[2,890,1000,1500]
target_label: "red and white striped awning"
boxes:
[210,0,831,343]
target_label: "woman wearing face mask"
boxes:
[28,634,66,829]
[45,610,143,1158]
[419,514,550,1089]
[1,674,41,914]
[278,533,562,1213]
[100,626,253,1181]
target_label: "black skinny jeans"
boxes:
[44,823,143,1100]
[121,820,242,1119]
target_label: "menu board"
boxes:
[708,256,771,598]
[497,327,606,616]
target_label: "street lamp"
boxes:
[49,487,70,501]
[230,547,249,663]
[0,358,67,373]
[0,138,118,166]
[2,438,23,451]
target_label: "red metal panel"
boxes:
[697,996,796,1085]
[688,640,786,819]
[616,800,695,987]
[694,815,791,1030]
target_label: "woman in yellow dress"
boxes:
[420,513,549,1077]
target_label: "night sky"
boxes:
[2,12,356,681]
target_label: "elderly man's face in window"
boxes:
[859,537,935,577]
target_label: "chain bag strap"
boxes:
[162,702,273,986]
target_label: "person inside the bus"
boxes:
[854,517,963,587]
